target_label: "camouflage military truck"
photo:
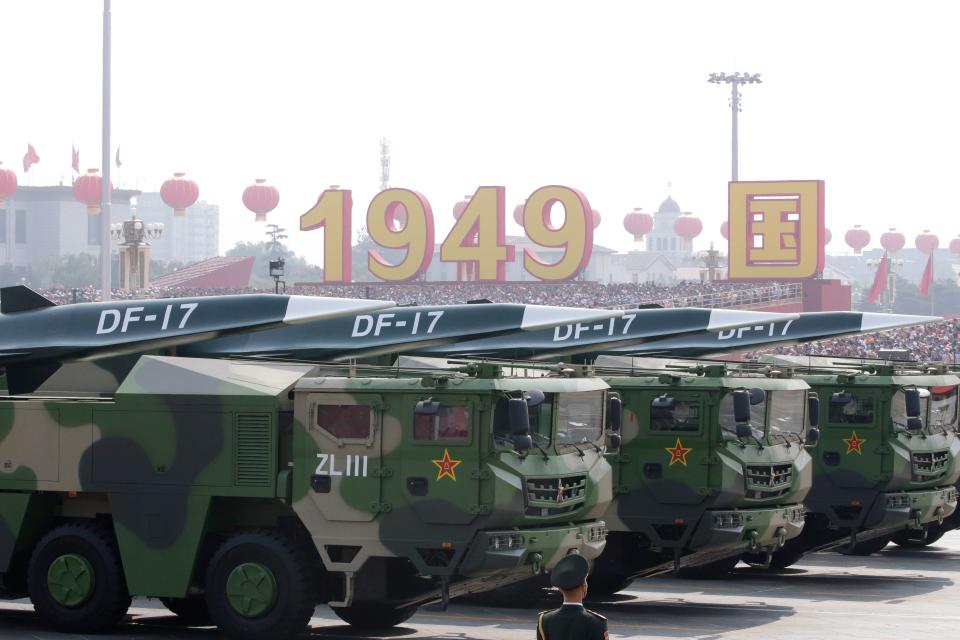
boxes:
[587,361,813,594]
[751,358,960,568]
[0,356,611,639]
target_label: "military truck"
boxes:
[750,358,960,568]
[0,356,611,639]
[585,360,813,594]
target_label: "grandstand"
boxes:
[149,256,255,289]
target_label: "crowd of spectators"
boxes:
[37,280,799,310]
[752,319,960,363]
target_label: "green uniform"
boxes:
[537,604,608,640]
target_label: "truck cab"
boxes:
[767,363,960,566]
[590,362,812,593]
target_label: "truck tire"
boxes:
[205,530,316,640]
[891,527,946,548]
[585,571,635,597]
[27,521,132,634]
[160,596,213,626]
[331,602,418,628]
[676,554,740,579]
[838,535,892,556]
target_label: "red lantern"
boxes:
[160,172,200,217]
[73,168,112,215]
[623,209,653,242]
[844,225,870,255]
[916,230,939,255]
[242,179,279,222]
[591,209,601,229]
[824,228,832,245]
[453,196,471,220]
[673,213,702,242]
[949,236,960,257]
[0,162,16,208]
[513,202,525,226]
[720,221,729,240]
[880,228,905,254]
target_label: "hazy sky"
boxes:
[3,0,959,264]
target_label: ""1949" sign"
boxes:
[300,185,594,283]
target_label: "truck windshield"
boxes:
[929,386,958,430]
[891,390,929,431]
[719,392,766,440]
[768,390,806,441]
[556,391,604,446]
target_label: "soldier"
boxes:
[537,554,609,640]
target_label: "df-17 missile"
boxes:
[0,285,394,393]
[179,303,625,362]
[613,311,942,358]
[411,307,799,361]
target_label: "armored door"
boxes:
[819,388,882,489]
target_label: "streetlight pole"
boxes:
[100,0,112,300]
[708,72,762,182]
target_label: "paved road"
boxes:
[2,531,959,639]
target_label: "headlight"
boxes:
[488,533,524,551]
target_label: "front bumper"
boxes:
[458,521,607,578]
[865,486,959,531]
[688,505,807,555]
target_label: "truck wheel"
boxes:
[585,572,634,597]
[676,554,740,579]
[205,530,316,640]
[331,602,418,628]
[27,521,132,633]
[891,527,946,548]
[160,596,213,626]
[838,535,892,556]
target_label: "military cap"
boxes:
[550,553,590,589]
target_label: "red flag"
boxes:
[23,144,39,172]
[115,146,122,168]
[71,146,79,173]
[919,254,934,298]
[868,255,889,303]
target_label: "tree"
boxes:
[857,277,960,316]
[225,241,323,288]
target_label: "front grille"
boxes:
[745,464,792,500]
[912,450,950,482]
[524,475,587,517]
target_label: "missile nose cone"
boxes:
[520,305,622,331]
[859,312,942,332]
[706,309,800,331]
[283,296,395,325]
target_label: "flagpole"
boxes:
[99,0,112,301]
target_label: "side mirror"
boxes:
[415,400,440,415]
[607,396,622,432]
[749,388,766,405]
[904,388,922,419]
[907,417,923,431]
[525,389,546,407]
[806,427,820,446]
[735,423,753,439]
[808,395,820,428]
[608,433,622,449]
[511,434,533,451]
[733,390,752,424]
[508,398,530,436]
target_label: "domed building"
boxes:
[645,194,692,260]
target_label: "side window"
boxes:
[315,404,372,440]
[828,395,875,425]
[415,405,470,442]
[650,399,701,432]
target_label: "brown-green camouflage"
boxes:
[0,355,611,639]
[753,357,960,568]
[585,359,813,592]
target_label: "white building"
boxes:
[133,192,219,265]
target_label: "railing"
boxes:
[605,282,804,310]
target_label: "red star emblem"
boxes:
[844,431,866,455]
[665,438,693,466]
[432,448,462,481]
